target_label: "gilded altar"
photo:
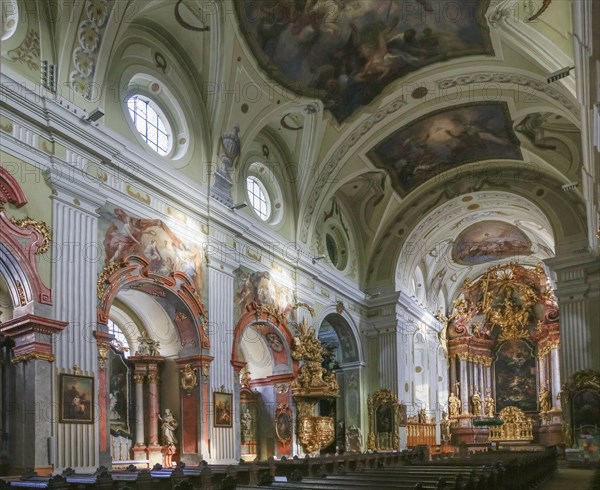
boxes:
[291,321,339,454]
[367,389,400,451]
[488,406,533,442]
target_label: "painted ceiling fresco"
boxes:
[368,102,522,197]
[452,220,532,264]
[236,0,493,122]
[98,205,205,294]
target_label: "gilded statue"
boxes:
[538,386,552,412]
[484,393,495,417]
[448,392,461,417]
[180,364,197,392]
[470,391,482,416]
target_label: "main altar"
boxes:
[438,264,563,448]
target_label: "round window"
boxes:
[246,175,271,221]
[126,95,172,156]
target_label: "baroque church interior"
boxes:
[0,0,599,487]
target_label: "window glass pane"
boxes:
[127,95,170,156]
[246,176,270,221]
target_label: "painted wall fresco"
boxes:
[452,220,532,264]
[235,0,493,122]
[98,205,205,295]
[234,267,294,318]
[494,340,537,412]
[368,103,522,196]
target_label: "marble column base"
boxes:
[146,445,164,466]
[133,444,147,461]
[538,423,564,446]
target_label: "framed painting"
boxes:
[59,373,94,424]
[275,404,292,444]
[214,391,233,428]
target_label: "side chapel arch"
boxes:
[231,302,297,459]
[96,254,210,465]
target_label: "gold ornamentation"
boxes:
[180,364,197,393]
[367,389,400,450]
[11,352,55,363]
[126,184,151,204]
[538,386,551,412]
[133,373,145,384]
[488,406,533,441]
[9,216,51,254]
[537,339,560,358]
[15,280,27,306]
[484,393,495,417]
[290,320,339,398]
[255,304,285,325]
[147,372,159,384]
[97,261,125,299]
[201,364,210,383]
[456,353,492,365]
[297,415,335,453]
[97,342,110,369]
[240,367,251,389]
[174,311,188,322]
[275,383,289,394]
[293,302,315,316]
[560,370,600,447]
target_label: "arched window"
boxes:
[126,95,171,156]
[246,175,271,221]
[107,319,130,357]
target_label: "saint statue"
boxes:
[484,393,495,418]
[448,392,461,418]
[158,408,178,446]
[418,407,427,424]
[241,408,253,439]
[470,391,482,416]
[539,386,552,412]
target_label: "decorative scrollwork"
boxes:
[9,216,51,254]
[180,364,197,393]
[97,261,125,299]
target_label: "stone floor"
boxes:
[542,465,596,490]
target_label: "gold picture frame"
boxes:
[59,373,94,424]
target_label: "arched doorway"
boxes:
[317,312,363,453]
[231,303,296,460]
[97,253,210,466]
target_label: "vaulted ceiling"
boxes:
[1,0,597,311]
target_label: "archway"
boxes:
[97,254,209,466]
[231,302,296,459]
[317,312,363,453]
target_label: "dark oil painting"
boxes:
[369,102,522,197]
[235,0,493,122]
[494,340,537,412]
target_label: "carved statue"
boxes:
[158,409,178,446]
[418,407,427,424]
[539,386,552,412]
[471,391,482,416]
[484,393,495,417]
[218,124,241,173]
[136,332,160,356]
[448,392,461,418]
[241,408,253,438]
[440,411,451,443]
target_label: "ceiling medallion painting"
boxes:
[235,0,493,122]
[368,102,522,197]
[452,220,533,265]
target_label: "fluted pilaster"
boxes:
[208,264,237,463]
[51,190,101,471]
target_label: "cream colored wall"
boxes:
[0,151,53,288]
